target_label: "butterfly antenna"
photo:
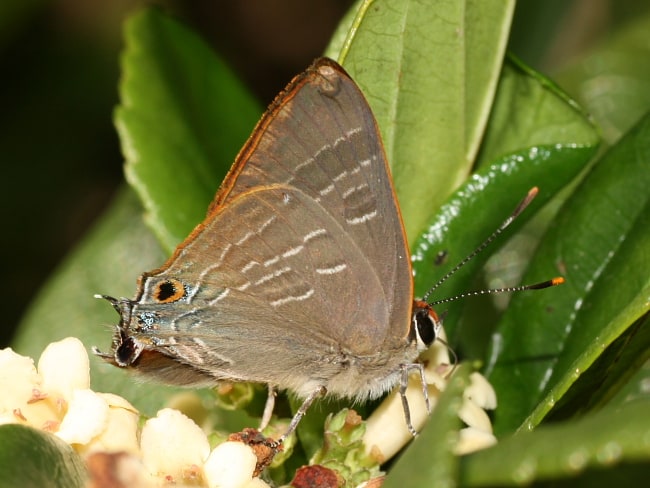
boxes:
[421,187,540,303]
[428,276,565,306]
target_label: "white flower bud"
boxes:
[38,337,90,400]
[204,441,258,488]
[141,408,210,481]
[454,426,497,455]
[56,389,109,445]
[464,372,497,410]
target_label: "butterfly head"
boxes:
[93,294,143,367]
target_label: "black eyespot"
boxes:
[157,281,176,301]
[153,278,185,303]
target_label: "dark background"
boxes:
[1,0,644,346]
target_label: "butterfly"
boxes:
[95,58,440,439]
[95,57,563,442]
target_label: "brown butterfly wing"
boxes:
[211,58,413,349]
[128,59,413,393]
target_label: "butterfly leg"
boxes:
[418,364,431,414]
[278,386,326,443]
[399,363,430,436]
[259,384,277,431]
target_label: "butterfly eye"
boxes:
[152,278,186,303]
[411,301,440,352]
[115,335,141,366]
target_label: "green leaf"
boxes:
[326,0,517,242]
[411,144,596,344]
[556,13,650,144]
[545,313,650,422]
[459,398,650,486]
[115,8,261,252]
[410,54,599,351]
[0,424,87,488]
[522,205,650,431]
[382,364,471,488]
[485,111,650,435]
[477,55,599,167]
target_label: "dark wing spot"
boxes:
[154,278,186,303]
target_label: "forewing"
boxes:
[211,58,412,346]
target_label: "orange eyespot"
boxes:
[153,278,186,303]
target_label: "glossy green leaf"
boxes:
[411,144,595,345]
[115,9,261,252]
[477,55,599,167]
[326,0,516,242]
[0,424,87,488]
[544,313,650,422]
[459,398,650,486]
[410,54,599,350]
[522,206,650,430]
[383,364,470,488]
[485,111,650,435]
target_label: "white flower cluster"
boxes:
[363,329,497,462]
[0,338,269,488]
[1,334,498,486]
